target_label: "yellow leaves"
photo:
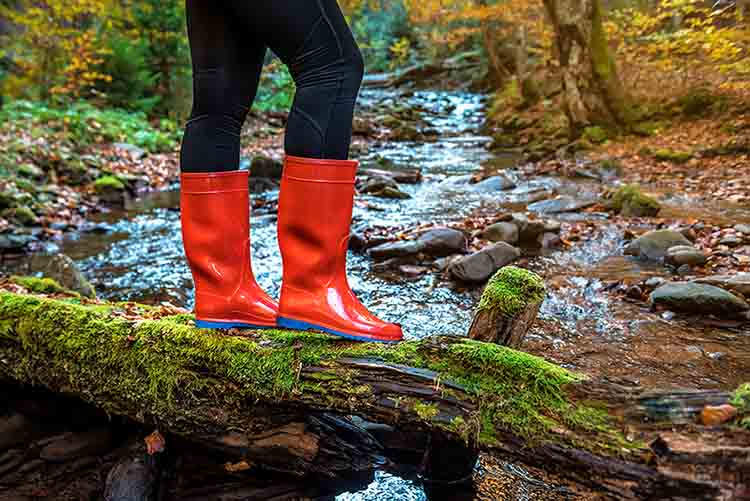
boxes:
[389,37,411,69]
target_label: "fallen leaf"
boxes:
[144,430,165,455]
[224,460,252,473]
[700,404,737,426]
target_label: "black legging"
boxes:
[180,0,364,173]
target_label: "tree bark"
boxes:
[542,0,630,134]
[0,291,748,499]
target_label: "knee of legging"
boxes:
[189,68,248,125]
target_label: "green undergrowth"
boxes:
[732,383,750,430]
[477,267,546,318]
[0,291,632,452]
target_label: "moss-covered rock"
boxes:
[653,148,692,164]
[2,206,38,226]
[9,276,70,295]
[94,175,127,205]
[94,175,126,192]
[0,191,16,211]
[607,184,661,217]
[583,126,609,144]
[477,266,546,318]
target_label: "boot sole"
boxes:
[276,317,400,344]
[195,320,275,330]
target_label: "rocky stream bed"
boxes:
[2,88,749,500]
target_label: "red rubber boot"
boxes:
[180,170,278,329]
[276,155,403,343]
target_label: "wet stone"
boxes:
[480,222,518,244]
[527,196,596,214]
[649,282,750,319]
[665,245,707,267]
[719,234,742,247]
[693,273,750,297]
[0,413,36,451]
[369,240,424,260]
[471,175,516,192]
[538,232,561,249]
[29,253,96,298]
[448,242,520,283]
[624,229,693,261]
[417,227,467,257]
[39,428,114,463]
[733,224,750,234]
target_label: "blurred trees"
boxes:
[0,0,747,130]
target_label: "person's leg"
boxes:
[226,0,364,159]
[181,0,267,172]
[226,0,402,341]
[180,0,278,330]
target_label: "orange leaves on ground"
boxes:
[144,430,165,455]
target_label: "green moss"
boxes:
[608,184,661,217]
[2,207,38,226]
[94,175,125,192]
[583,126,609,144]
[477,266,546,318]
[653,148,692,164]
[9,276,69,295]
[731,383,750,412]
[0,191,16,211]
[0,291,634,454]
[414,401,439,421]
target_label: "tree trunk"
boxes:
[542,0,630,135]
[0,290,748,499]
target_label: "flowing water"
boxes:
[13,88,750,498]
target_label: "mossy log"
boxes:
[1,290,748,499]
[468,267,546,347]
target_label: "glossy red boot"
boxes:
[180,170,278,329]
[276,155,403,343]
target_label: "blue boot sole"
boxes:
[276,317,399,344]
[195,319,274,330]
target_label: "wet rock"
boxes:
[397,264,429,278]
[369,240,424,260]
[626,285,643,299]
[606,184,661,217]
[94,175,128,206]
[544,220,562,233]
[719,234,742,247]
[665,245,707,267]
[644,277,667,289]
[0,191,16,211]
[0,234,34,253]
[113,143,146,160]
[676,264,692,276]
[18,163,45,180]
[377,186,411,199]
[249,156,283,179]
[348,232,367,252]
[390,125,422,141]
[417,228,467,257]
[29,254,96,298]
[538,232,561,249]
[0,413,36,451]
[511,213,547,242]
[480,222,518,244]
[649,282,749,318]
[448,242,520,283]
[471,175,515,192]
[39,428,114,462]
[1,207,38,226]
[104,452,159,501]
[624,229,692,261]
[693,273,750,297]
[249,177,278,193]
[527,196,596,214]
[679,226,698,242]
[733,224,750,234]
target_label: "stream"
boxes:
[11,88,750,499]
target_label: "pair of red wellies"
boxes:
[180,155,403,343]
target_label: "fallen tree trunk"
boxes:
[0,290,748,499]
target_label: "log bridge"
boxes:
[0,276,748,500]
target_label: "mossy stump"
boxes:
[468,267,546,347]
